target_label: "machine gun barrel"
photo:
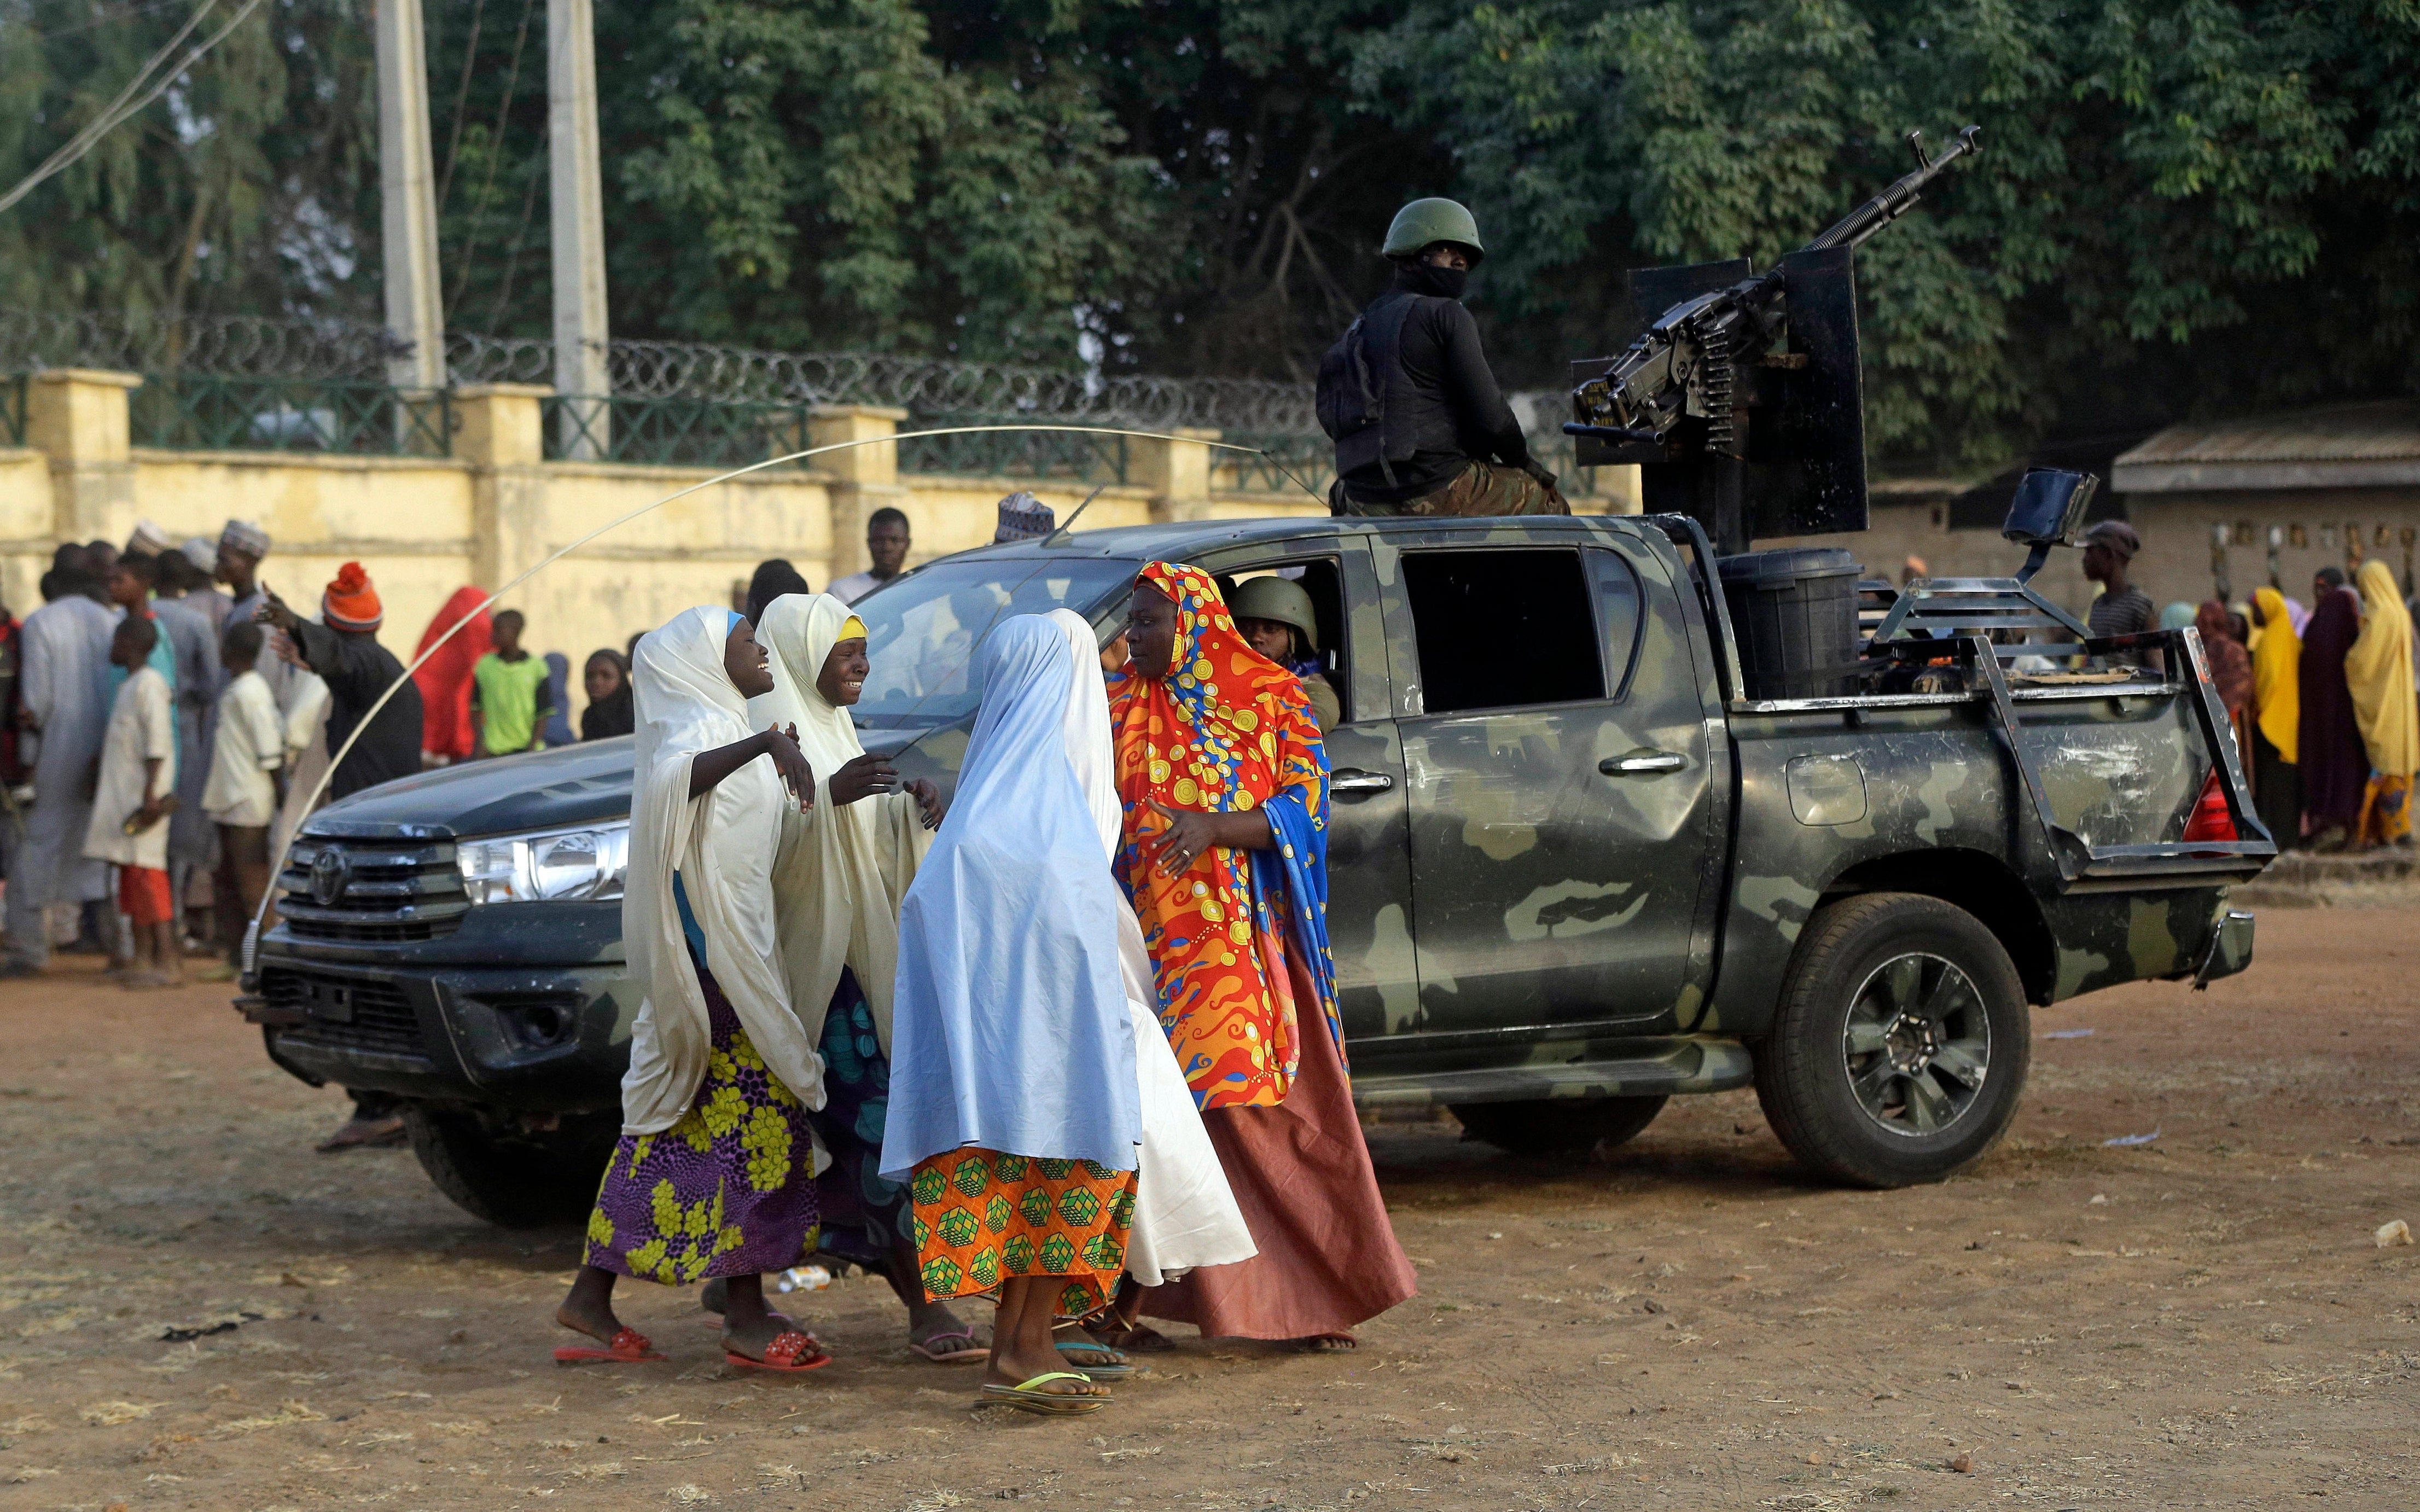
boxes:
[1804,125,1981,252]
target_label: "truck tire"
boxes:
[1449,1096,1668,1157]
[403,1104,615,1228]
[1753,892,2029,1189]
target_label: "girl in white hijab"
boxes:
[735,592,982,1361]
[1043,608,1254,1372]
[555,607,831,1375]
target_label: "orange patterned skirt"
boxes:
[909,1148,1137,1317]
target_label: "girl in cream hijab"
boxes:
[555,607,830,1374]
[742,592,980,1360]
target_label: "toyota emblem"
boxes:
[308,847,351,906]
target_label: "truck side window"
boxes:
[1589,548,1644,699]
[1403,549,1604,714]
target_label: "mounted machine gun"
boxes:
[1568,126,1982,553]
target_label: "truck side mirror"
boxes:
[2003,468,2100,581]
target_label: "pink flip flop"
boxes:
[909,1327,988,1363]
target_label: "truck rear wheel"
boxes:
[1450,1095,1667,1157]
[403,1104,616,1228]
[1754,892,2028,1188]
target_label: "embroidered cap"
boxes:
[992,491,1056,543]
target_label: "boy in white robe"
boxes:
[83,617,179,988]
[203,621,286,969]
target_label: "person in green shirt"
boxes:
[471,609,553,757]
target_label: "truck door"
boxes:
[1384,531,1716,1035]
[1205,540,1421,1045]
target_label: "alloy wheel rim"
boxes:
[1839,951,1991,1138]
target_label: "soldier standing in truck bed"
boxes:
[1320,199,1567,517]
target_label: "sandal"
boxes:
[1091,1318,1176,1353]
[1052,1322,1133,1379]
[553,1325,665,1365]
[726,1329,831,1374]
[909,1326,988,1364]
[979,1371,1110,1416]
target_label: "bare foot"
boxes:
[555,1290,623,1346]
[1052,1319,1130,1372]
[987,1334,1110,1398]
[1293,1332,1357,1352]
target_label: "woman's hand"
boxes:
[827,752,899,807]
[1146,800,1271,875]
[763,724,816,811]
[905,776,944,830]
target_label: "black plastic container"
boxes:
[1716,547,1862,700]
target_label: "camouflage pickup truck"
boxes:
[243,512,2266,1223]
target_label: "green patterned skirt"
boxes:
[908,1147,1137,1318]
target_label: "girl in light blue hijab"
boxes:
[881,614,1141,1415]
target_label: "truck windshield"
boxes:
[851,557,1139,729]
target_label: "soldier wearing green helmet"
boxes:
[1314,199,1567,517]
[1228,574,1342,733]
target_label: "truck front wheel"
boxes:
[1450,1095,1667,1157]
[403,1104,617,1228]
[1754,892,2029,1188]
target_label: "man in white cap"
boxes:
[170,538,233,635]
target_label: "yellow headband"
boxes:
[838,615,867,641]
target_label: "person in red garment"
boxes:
[1102,561,1415,1351]
[411,588,493,765]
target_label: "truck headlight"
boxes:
[456,822,630,905]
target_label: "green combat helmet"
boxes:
[1382,198,1485,264]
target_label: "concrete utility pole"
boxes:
[549,0,612,458]
[374,0,446,391]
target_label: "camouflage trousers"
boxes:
[1333,458,1570,517]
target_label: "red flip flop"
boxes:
[726,1329,830,1374]
[553,1326,665,1365]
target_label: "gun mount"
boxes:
[1569,126,1982,554]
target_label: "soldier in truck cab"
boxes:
[1319,199,1567,518]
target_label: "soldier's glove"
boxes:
[1523,458,1560,493]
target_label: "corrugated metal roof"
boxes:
[2116,402,2420,467]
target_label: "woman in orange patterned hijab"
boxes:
[1109,561,1337,1106]
[1104,561,1415,1350]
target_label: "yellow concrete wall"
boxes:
[0,371,1666,734]
[2,443,1341,729]
[0,449,55,615]
[130,451,480,664]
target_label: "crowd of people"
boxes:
[552,564,1412,1412]
[2069,520,2420,852]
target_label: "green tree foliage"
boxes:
[0,0,379,322]
[5,0,2418,463]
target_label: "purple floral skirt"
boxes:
[582,957,821,1285]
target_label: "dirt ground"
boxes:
[2,908,2416,1512]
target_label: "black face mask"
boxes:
[1396,260,1469,300]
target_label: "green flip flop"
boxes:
[1052,1322,1134,1379]
[979,1371,1111,1416]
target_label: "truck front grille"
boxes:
[260,967,427,1057]
[278,836,469,944]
